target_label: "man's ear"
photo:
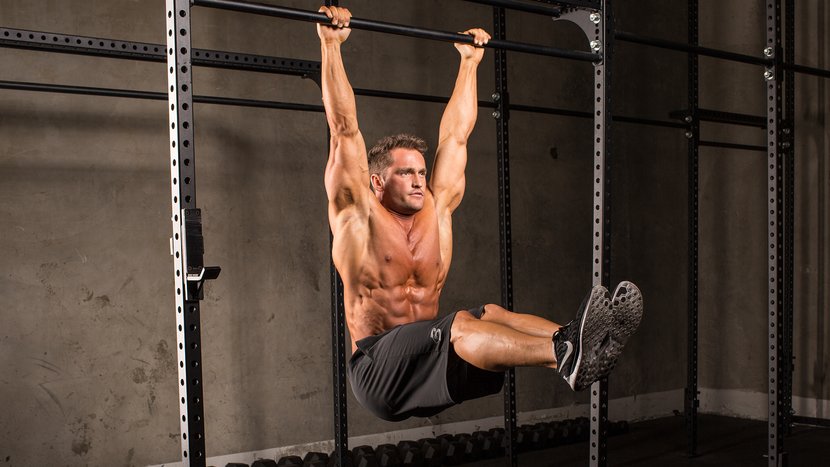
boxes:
[370,173,383,192]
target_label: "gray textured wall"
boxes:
[1,1,826,466]
[695,0,830,402]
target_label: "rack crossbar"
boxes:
[463,0,564,16]
[618,29,830,78]
[192,0,601,62]
[670,108,767,128]
[0,77,687,131]
[615,30,769,66]
[534,0,601,9]
[0,26,319,76]
[699,140,766,152]
[0,79,324,112]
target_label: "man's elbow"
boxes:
[439,131,470,149]
[327,116,360,138]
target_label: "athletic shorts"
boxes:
[348,306,505,421]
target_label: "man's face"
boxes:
[375,148,427,215]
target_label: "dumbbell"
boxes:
[572,419,589,442]
[352,445,379,467]
[327,449,353,467]
[472,430,499,459]
[303,452,329,467]
[487,428,508,457]
[252,459,280,467]
[517,424,549,452]
[374,443,402,467]
[268,456,298,467]
[396,440,426,467]
[454,433,483,462]
[416,438,445,467]
[608,419,630,435]
[435,434,465,465]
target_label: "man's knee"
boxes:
[451,310,477,343]
[481,303,509,320]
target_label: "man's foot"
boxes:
[608,281,644,352]
[553,285,613,391]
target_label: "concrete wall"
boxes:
[1,0,825,466]
[696,0,830,405]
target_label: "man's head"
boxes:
[368,134,429,215]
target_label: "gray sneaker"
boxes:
[553,285,613,391]
[608,281,644,353]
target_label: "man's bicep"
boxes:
[429,138,468,213]
[325,132,371,210]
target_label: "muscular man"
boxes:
[318,6,643,421]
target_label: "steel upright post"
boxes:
[492,7,518,467]
[590,1,612,466]
[166,0,215,465]
[330,249,349,467]
[322,5,349,466]
[328,154,350,466]
[766,0,787,465]
[782,0,796,437]
[685,0,700,458]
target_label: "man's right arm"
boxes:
[318,6,370,223]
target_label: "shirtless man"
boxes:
[318,6,643,421]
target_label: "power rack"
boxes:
[1,1,827,466]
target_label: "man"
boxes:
[318,6,643,422]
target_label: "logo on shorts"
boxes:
[430,328,442,344]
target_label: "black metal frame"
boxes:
[676,0,810,464]
[492,6,519,467]
[2,1,829,466]
[592,2,613,464]
[766,1,787,465]
[782,0,796,439]
[193,0,600,62]
[684,0,699,458]
[166,0,206,463]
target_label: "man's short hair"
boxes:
[367,133,428,177]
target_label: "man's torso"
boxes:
[330,190,449,351]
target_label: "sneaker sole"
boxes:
[609,281,643,348]
[569,285,613,391]
[580,281,644,388]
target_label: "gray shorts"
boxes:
[348,306,505,421]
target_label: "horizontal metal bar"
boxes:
[191,0,601,62]
[670,108,767,128]
[510,102,592,119]
[784,61,830,78]
[1,77,687,131]
[617,30,830,78]
[532,0,601,9]
[354,89,683,129]
[0,79,324,112]
[0,26,320,76]
[613,114,687,129]
[353,87,454,105]
[699,140,767,152]
[462,0,563,16]
[7,25,827,79]
[512,103,685,128]
[615,30,770,66]
[792,415,830,428]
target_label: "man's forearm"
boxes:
[439,58,479,143]
[321,42,359,136]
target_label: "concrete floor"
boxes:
[473,414,830,467]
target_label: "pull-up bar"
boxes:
[463,0,601,15]
[191,0,602,62]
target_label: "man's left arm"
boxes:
[429,28,490,214]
